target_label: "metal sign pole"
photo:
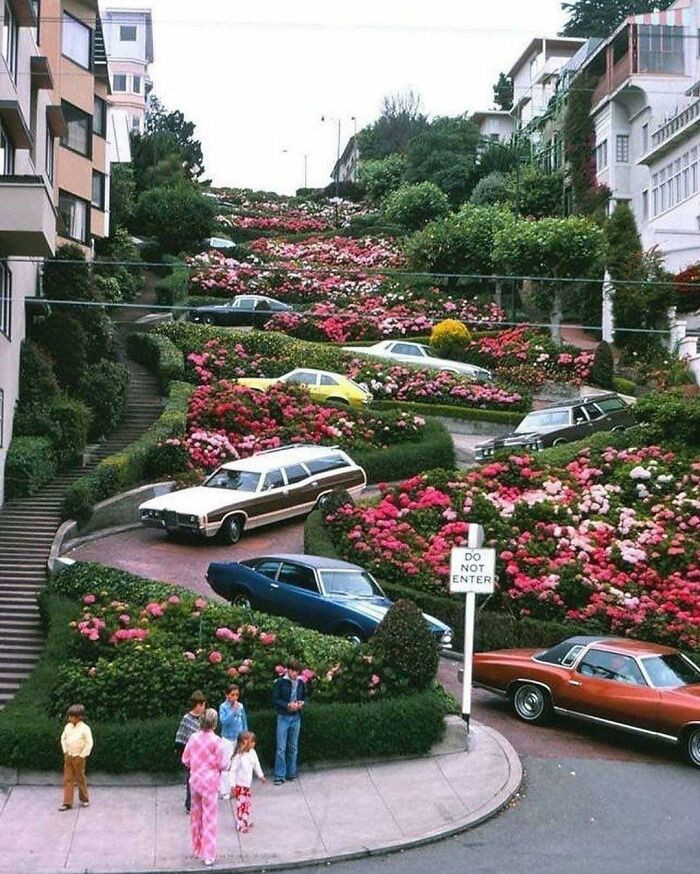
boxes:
[461,523,484,734]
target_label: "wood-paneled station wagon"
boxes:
[474,636,700,766]
[138,445,366,544]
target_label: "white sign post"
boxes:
[449,524,496,735]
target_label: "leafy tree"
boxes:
[358,154,406,204]
[517,167,565,219]
[356,90,428,159]
[133,184,215,255]
[144,95,206,180]
[370,599,439,691]
[32,312,87,389]
[381,182,450,231]
[493,215,606,343]
[43,244,93,302]
[589,340,614,388]
[404,115,481,206]
[492,72,514,111]
[470,171,510,207]
[108,163,136,232]
[561,0,674,38]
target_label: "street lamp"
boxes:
[281,149,309,190]
[321,114,356,226]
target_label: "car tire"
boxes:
[328,397,349,406]
[338,625,365,645]
[511,683,553,725]
[552,439,568,447]
[231,591,254,611]
[683,726,700,768]
[220,515,244,545]
[316,493,333,513]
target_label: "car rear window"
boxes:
[306,454,349,475]
[516,409,569,432]
[283,464,308,485]
[595,397,626,412]
[535,641,585,666]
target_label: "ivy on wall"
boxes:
[563,73,610,217]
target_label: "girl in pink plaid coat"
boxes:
[182,708,230,866]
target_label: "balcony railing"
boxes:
[651,98,700,149]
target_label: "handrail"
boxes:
[651,97,700,148]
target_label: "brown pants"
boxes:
[63,755,89,806]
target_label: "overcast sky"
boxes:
[106,0,566,194]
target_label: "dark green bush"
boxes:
[612,376,636,396]
[32,311,87,390]
[635,392,700,447]
[371,599,439,692]
[48,396,92,466]
[352,419,455,483]
[5,436,58,499]
[18,341,58,408]
[74,308,115,364]
[589,341,614,389]
[79,360,130,439]
[535,426,649,466]
[381,182,450,231]
[142,440,189,478]
[133,184,215,255]
[154,265,190,306]
[126,331,184,390]
[43,243,93,302]
[371,399,523,425]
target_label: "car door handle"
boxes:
[270,583,279,589]
[568,680,582,686]
[311,481,318,487]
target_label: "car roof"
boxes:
[220,444,350,472]
[555,635,677,656]
[249,554,362,571]
[534,394,621,411]
[288,368,348,378]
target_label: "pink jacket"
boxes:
[182,730,229,796]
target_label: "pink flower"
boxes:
[208,651,222,664]
[184,651,196,660]
[259,632,277,645]
[168,595,181,605]
[274,664,286,675]
[83,594,96,605]
[194,598,207,610]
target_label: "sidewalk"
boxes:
[0,719,521,874]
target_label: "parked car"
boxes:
[473,635,700,766]
[343,340,492,381]
[207,553,454,647]
[474,393,635,461]
[238,368,373,408]
[138,445,366,544]
[189,294,291,327]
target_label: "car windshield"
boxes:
[642,654,700,687]
[202,469,260,491]
[516,409,570,433]
[320,570,383,598]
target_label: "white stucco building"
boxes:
[102,7,153,136]
[471,110,514,144]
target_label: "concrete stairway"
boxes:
[0,357,162,709]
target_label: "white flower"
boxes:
[629,466,652,480]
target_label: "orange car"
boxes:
[473,635,700,767]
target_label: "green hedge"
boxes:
[0,591,446,773]
[534,425,650,467]
[612,376,636,396]
[126,331,184,391]
[61,382,191,526]
[354,419,455,484]
[154,265,191,307]
[304,509,598,653]
[4,436,58,499]
[79,361,130,440]
[371,399,523,425]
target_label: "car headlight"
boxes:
[141,508,161,519]
[440,631,453,646]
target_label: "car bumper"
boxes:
[139,512,217,537]
[475,441,542,461]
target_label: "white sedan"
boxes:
[343,340,492,381]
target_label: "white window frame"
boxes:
[112,73,127,92]
[595,139,608,172]
[616,134,629,163]
[62,10,92,70]
[45,125,54,183]
[0,261,11,340]
[91,169,105,210]
[0,121,15,175]
[132,74,141,94]
[58,190,90,244]
[2,1,18,82]
[119,24,137,41]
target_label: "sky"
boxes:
[105,0,567,194]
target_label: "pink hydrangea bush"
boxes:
[250,235,404,269]
[325,448,700,648]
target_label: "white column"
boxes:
[601,270,615,344]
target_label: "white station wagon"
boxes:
[343,340,492,381]
[139,445,366,544]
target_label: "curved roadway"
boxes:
[66,519,700,873]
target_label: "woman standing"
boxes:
[182,708,230,867]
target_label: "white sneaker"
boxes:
[204,860,214,867]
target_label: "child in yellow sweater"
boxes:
[59,704,94,811]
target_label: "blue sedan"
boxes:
[206,553,454,648]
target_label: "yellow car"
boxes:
[238,368,373,408]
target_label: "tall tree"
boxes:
[561,0,674,38]
[492,73,514,111]
[404,115,481,206]
[356,90,428,159]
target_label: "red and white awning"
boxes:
[627,3,692,28]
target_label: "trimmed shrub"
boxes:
[430,318,471,359]
[126,331,184,390]
[43,243,92,302]
[352,419,455,483]
[154,265,190,307]
[4,436,58,499]
[79,360,130,439]
[470,171,510,207]
[32,311,87,390]
[635,392,700,447]
[612,375,636,396]
[371,399,522,426]
[18,341,59,408]
[133,184,215,255]
[589,340,614,389]
[48,396,92,466]
[381,182,450,231]
[74,308,115,364]
[371,599,439,692]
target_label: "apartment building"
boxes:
[471,110,514,145]
[332,135,359,185]
[0,0,113,505]
[575,0,700,271]
[102,7,152,136]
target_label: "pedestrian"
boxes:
[218,684,248,798]
[175,690,207,814]
[230,731,266,833]
[182,708,230,867]
[272,659,308,786]
[59,704,94,811]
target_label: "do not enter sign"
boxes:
[449,546,496,595]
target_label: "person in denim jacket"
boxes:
[218,684,248,796]
[272,660,308,785]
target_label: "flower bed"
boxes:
[249,235,404,269]
[324,446,700,649]
[346,360,529,412]
[177,381,426,469]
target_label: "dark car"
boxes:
[189,294,291,327]
[474,394,635,461]
[207,553,454,647]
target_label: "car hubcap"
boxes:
[514,685,545,720]
[688,730,700,766]
[233,595,251,610]
[345,632,363,645]
[227,520,241,543]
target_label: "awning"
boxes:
[30,56,54,91]
[627,4,692,27]
[46,104,67,138]
[0,101,32,149]
[8,0,37,28]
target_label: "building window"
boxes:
[113,74,127,92]
[91,170,105,210]
[642,123,649,154]
[2,1,18,82]
[58,190,90,244]
[642,189,648,221]
[595,139,608,172]
[130,115,141,132]
[0,387,4,448]
[0,122,15,175]
[61,101,92,157]
[62,11,92,69]
[45,127,54,183]
[132,75,141,94]
[93,95,107,137]
[638,24,684,75]
[120,24,137,41]
[616,135,629,163]
[651,146,699,216]
[0,262,11,340]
